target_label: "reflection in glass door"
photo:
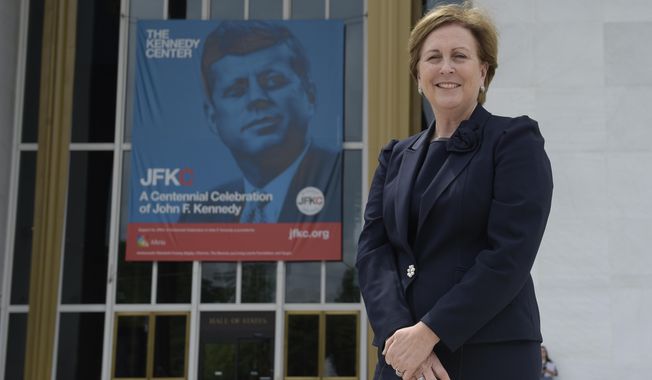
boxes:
[285,311,359,379]
[112,313,189,380]
[199,312,275,380]
[237,337,272,380]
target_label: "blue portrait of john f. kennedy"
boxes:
[180,20,342,224]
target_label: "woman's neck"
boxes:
[432,102,478,138]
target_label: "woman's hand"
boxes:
[407,352,450,380]
[382,322,440,379]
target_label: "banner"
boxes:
[127,20,344,261]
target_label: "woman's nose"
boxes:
[439,59,454,74]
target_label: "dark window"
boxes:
[113,313,188,378]
[114,315,149,377]
[61,151,113,304]
[71,0,120,142]
[201,262,236,303]
[10,152,36,305]
[21,0,44,143]
[324,314,357,376]
[285,312,358,378]
[168,0,188,19]
[116,244,152,303]
[116,152,152,303]
[286,262,321,303]
[242,262,276,303]
[56,313,105,380]
[4,313,27,380]
[286,314,319,376]
[157,262,192,303]
[153,315,188,377]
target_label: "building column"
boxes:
[367,0,421,180]
[23,0,77,378]
[366,0,422,376]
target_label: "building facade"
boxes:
[3,0,652,379]
[0,0,421,379]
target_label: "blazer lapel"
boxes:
[416,149,476,232]
[395,124,434,253]
[417,105,491,234]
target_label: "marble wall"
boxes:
[478,0,652,378]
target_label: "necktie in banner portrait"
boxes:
[244,194,270,223]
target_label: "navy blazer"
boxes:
[357,105,553,356]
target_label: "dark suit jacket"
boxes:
[357,105,553,357]
[180,143,341,223]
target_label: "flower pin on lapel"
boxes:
[447,120,481,153]
[407,265,416,278]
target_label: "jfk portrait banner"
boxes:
[126,20,344,261]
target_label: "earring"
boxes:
[418,87,423,96]
[480,85,485,93]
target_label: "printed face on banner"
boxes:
[127,20,344,262]
[205,43,315,160]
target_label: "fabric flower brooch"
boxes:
[446,120,481,153]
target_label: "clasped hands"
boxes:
[382,322,450,380]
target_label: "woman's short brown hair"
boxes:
[408,2,498,104]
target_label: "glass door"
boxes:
[199,311,275,380]
[285,311,359,380]
[112,312,189,380]
[237,337,273,380]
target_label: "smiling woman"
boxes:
[416,23,487,137]
[357,3,553,380]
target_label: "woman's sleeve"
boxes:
[421,117,553,351]
[356,139,414,347]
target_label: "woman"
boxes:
[540,345,559,379]
[356,3,553,380]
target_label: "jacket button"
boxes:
[407,264,415,278]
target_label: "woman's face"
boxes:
[417,23,487,117]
